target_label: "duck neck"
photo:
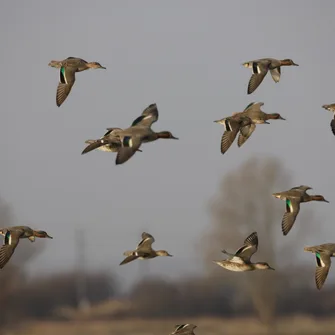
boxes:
[48,60,62,68]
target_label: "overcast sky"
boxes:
[1,0,335,290]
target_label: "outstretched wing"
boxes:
[237,123,256,147]
[248,72,267,94]
[220,119,241,154]
[270,67,281,83]
[220,129,239,154]
[282,198,301,235]
[119,254,139,266]
[115,136,143,165]
[234,232,258,261]
[131,103,159,127]
[0,230,22,269]
[243,102,264,113]
[56,67,76,107]
[314,252,332,290]
[136,232,155,252]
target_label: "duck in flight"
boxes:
[0,226,52,269]
[82,103,178,165]
[119,232,172,265]
[214,114,253,155]
[213,232,274,272]
[304,243,335,290]
[48,57,106,107]
[232,102,286,147]
[243,58,298,94]
[273,185,329,236]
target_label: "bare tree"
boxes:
[201,156,316,333]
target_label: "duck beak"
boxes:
[264,121,270,124]
[168,254,173,257]
[324,199,330,203]
[293,62,299,66]
[279,116,286,120]
[46,234,53,239]
[100,66,106,69]
[171,135,179,140]
[269,266,275,270]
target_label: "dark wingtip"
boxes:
[115,158,123,165]
[282,225,288,236]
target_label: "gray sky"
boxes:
[1,0,335,290]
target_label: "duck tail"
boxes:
[304,246,314,253]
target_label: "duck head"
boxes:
[88,62,106,69]
[157,131,178,140]
[34,230,53,239]
[255,262,275,270]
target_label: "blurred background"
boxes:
[1,1,335,334]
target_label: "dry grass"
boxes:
[6,316,335,335]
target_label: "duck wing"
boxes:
[234,232,258,261]
[131,103,159,127]
[237,123,256,147]
[243,102,264,113]
[248,72,268,94]
[0,230,22,269]
[119,254,139,265]
[115,135,143,165]
[136,232,155,252]
[56,67,76,107]
[282,198,301,235]
[171,324,197,335]
[220,119,241,154]
[247,62,269,94]
[314,251,332,290]
[330,117,335,136]
[270,67,281,83]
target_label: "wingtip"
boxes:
[282,229,288,236]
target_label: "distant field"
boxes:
[10,316,335,335]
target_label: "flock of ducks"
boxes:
[0,56,335,329]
